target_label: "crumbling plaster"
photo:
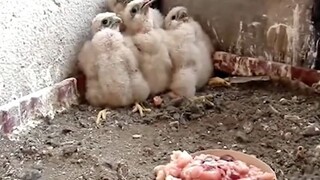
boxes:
[0,0,106,105]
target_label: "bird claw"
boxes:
[132,102,151,117]
[96,109,111,127]
[312,82,320,93]
[208,77,231,87]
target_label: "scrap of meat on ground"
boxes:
[154,150,275,180]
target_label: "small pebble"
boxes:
[242,121,254,134]
[292,96,298,102]
[153,139,160,147]
[132,134,142,139]
[62,145,78,157]
[173,113,180,120]
[235,131,250,143]
[231,144,238,148]
[21,169,42,180]
[284,132,293,140]
[302,124,320,137]
[279,98,289,105]
[169,121,179,129]
[284,115,301,121]
[313,145,320,158]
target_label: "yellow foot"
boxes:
[132,102,151,117]
[208,77,231,87]
[96,109,111,127]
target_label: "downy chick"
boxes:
[106,0,164,29]
[78,11,119,80]
[163,6,200,98]
[186,11,230,88]
[90,13,151,124]
[78,13,111,107]
[163,6,217,105]
[78,12,126,107]
[166,6,213,90]
[121,0,172,95]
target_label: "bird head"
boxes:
[107,0,134,13]
[121,0,155,34]
[91,12,123,34]
[164,6,189,30]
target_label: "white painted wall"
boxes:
[0,0,106,105]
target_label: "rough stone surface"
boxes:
[0,78,79,137]
[0,0,106,105]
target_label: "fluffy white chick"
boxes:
[106,0,164,29]
[188,15,231,88]
[121,0,172,95]
[165,6,214,90]
[78,11,121,83]
[162,7,200,98]
[77,12,121,109]
[90,13,151,124]
[78,13,106,107]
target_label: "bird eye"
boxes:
[171,15,176,20]
[102,19,109,25]
[130,7,138,14]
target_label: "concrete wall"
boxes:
[162,0,313,67]
[0,0,106,105]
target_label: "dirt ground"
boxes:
[1,82,320,180]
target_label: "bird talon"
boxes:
[132,102,151,117]
[208,77,231,87]
[96,109,110,127]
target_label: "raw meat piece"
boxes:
[154,150,275,180]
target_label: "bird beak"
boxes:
[141,0,154,11]
[113,16,123,24]
[178,11,189,22]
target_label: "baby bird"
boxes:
[166,7,226,92]
[78,13,109,107]
[164,6,220,104]
[78,11,122,88]
[78,12,121,112]
[121,0,172,96]
[106,0,164,29]
[163,6,200,98]
[86,12,151,125]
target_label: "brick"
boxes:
[0,78,79,137]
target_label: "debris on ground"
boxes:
[0,82,320,179]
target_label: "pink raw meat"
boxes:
[154,150,275,180]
